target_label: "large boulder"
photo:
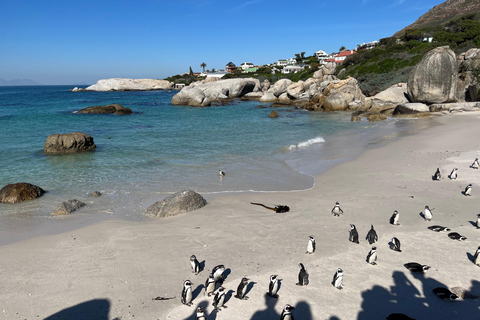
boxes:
[144,189,207,218]
[407,46,458,104]
[270,79,293,97]
[393,103,429,115]
[76,104,132,115]
[259,92,278,103]
[323,93,351,111]
[52,199,86,216]
[457,48,480,101]
[82,78,173,91]
[44,132,96,154]
[368,83,409,112]
[261,79,271,92]
[0,183,45,203]
[171,87,211,107]
[286,81,305,99]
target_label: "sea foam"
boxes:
[288,136,325,150]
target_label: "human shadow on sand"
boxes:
[250,296,312,320]
[44,299,114,320]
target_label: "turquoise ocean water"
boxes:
[0,85,433,223]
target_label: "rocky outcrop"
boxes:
[407,46,458,104]
[52,199,86,216]
[44,132,96,154]
[171,87,211,107]
[393,103,429,115]
[88,191,102,197]
[76,104,132,115]
[367,83,409,112]
[270,79,293,98]
[268,111,279,118]
[77,78,173,91]
[144,189,207,218]
[429,101,480,112]
[457,48,480,101]
[0,183,45,204]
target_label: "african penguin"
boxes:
[181,280,193,306]
[280,304,295,320]
[212,286,226,311]
[471,158,479,169]
[464,183,472,196]
[476,214,480,229]
[423,205,433,221]
[204,273,216,296]
[218,170,225,177]
[212,265,225,286]
[366,247,377,265]
[190,255,201,275]
[448,232,467,241]
[390,210,400,225]
[432,287,458,302]
[432,168,441,181]
[349,224,359,243]
[366,225,378,244]
[473,246,480,267]
[296,263,309,286]
[449,168,458,180]
[196,306,207,320]
[427,225,451,232]
[267,274,279,298]
[332,268,343,290]
[234,277,250,300]
[306,235,316,254]
[331,201,344,216]
[404,262,430,273]
[389,237,402,252]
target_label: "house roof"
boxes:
[226,62,236,67]
[336,50,356,57]
[325,58,335,62]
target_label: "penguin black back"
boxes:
[296,263,309,286]
[349,224,359,243]
[366,225,378,244]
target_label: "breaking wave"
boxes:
[287,136,325,150]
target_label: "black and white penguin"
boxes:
[212,286,226,311]
[404,262,430,273]
[471,158,479,169]
[296,263,309,286]
[280,304,295,320]
[476,213,480,229]
[306,235,316,254]
[432,287,458,302]
[181,280,193,306]
[448,232,467,241]
[204,273,216,296]
[331,268,343,290]
[366,247,377,265]
[464,183,472,196]
[389,237,402,252]
[366,225,378,244]
[267,274,279,298]
[432,168,441,181]
[390,210,400,225]
[331,201,344,216]
[218,169,225,177]
[190,255,201,275]
[427,225,451,232]
[235,277,250,300]
[449,168,458,180]
[423,205,433,221]
[212,265,225,286]
[473,246,480,267]
[196,306,207,320]
[386,313,416,320]
[349,224,359,243]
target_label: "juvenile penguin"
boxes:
[234,277,250,300]
[212,265,225,285]
[476,213,480,229]
[389,237,402,252]
[366,247,377,265]
[332,268,343,290]
[296,263,309,286]
[449,168,458,180]
[349,224,359,243]
[181,280,193,306]
[423,205,433,221]
[306,235,316,254]
[471,158,479,169]
[196,306,207,320]
[464,183,472,196]
[190,255,201,275]
[204,274,216,296]
[212,286,226,311]
[404,262,430,273]
[331,201,344,216]
[218,169,225,177]
[366,225,378,244]
[432,287,458,302]
[448,232,467,241]
[390,210,400,225]
[427,225,451,232]
[432,168,441,181]
[280,304,295,320]
[267,274,279,298]
[473,246,480,266]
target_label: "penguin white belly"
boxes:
[307,242,314,253]
[185,289,192,304]
[217,294,225,308]
[271,281,278,295]
[335,275,343,287]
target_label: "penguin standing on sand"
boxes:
[212,286,226,311]
[433,168,441,181]
[196,306,207,320]
[390,210,400,225]
[235,277,250,300]
[204,274,216,296]
[471,158,479,169]
[267,274,279,298]
[296,263,309,286]
[332,268,343,290]
[366,225,378,244]
[306,235,316,254]
[476,214,480,229]
[218,170,225,177]
[389,237,402,252]
[449,168,458,180]
[464,183,472,196]
[181,280,193,306]
[349,224,359,243]
[366,247,377,265]
[473,246,480,266]
[433,287,458,301]
[331,201,344,216]
[212,265,225,287]
[280,304,295,320]
[190,255,201,275]
[424,205,433,221]
[404,262,430,273]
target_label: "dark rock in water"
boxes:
[366,113,387,122]
[76,104,132,115]
[44,132,96,154]
[268,111,279,118]
[88,191,102,197]
[144,189,207,218]
[0,183,45,204]
[52,199,86,216]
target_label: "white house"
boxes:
[315,50,328,59]
[356,41,379,51]
[276,59,288,66]
[240,62,254,70]
[282,65,305,74]
[206,71,229,79]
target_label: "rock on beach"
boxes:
[79,78,173,91]
[44,132,96,154]
[143,189,207,218]
[0,183,45,204]
[76,104,133,115]
[52,199,86,216]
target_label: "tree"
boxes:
[189,66,193,76]
[339,46,346,51]
[301,52,305,59]
[200,62,206,72]
[295,53,301,62]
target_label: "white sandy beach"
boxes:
[1,112,480,320]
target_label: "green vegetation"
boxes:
[164,73,201,85]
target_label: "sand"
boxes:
[1,112,479,320]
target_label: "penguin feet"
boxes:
[370,262,377,266]
[336,286,343,290]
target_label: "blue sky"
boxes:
[0,0,445,85]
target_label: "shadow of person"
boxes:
[295,300,313,320]
[329,317,341,320]
[44,299,110,320]
[182,300,210,320]
[250,293,279,320]
[358,285,396,320]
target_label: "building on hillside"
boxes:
[225,62,237,73]
[240,62,254,70]
[282,65,305,74]
[206,71,229,79]
[276,59,288,66]
[356,41,379,51]
[286,58,296,65]
[325,50,357,64]
[315,50,328,63]
[243,67,258,73]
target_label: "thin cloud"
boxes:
[233,0,265,10]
